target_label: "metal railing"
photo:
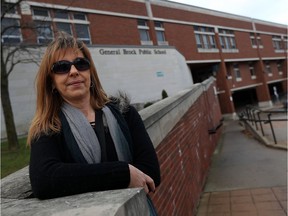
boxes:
[238,105,287,144]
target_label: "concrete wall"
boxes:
[1,45,193,138]
[1,77,222,215]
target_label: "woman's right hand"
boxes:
[128,164,155,194]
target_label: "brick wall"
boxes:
[150,81,222,216]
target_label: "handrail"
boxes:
[239,105,287,144]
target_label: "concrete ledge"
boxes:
[139,77,215,148]
[2,188,148,216]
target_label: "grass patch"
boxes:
[1,137,30,179]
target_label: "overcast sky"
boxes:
[169,0,287,25]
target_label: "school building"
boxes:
[2,0,287,119]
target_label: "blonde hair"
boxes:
[27,32,109,145]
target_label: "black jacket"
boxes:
[29,104,161,199]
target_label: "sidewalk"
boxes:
[196,120,287,216]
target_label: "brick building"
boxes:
[2,0,287,117]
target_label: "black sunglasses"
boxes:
[51,57,90,74]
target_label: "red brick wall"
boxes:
[150,83,222,216]
[89,15,140,45]
[151,5,253,30]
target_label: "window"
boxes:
[1,3,22,44]
[154,21,167,45]
[54,10,69,19]
[73,13,86,20]
[75,24,91,44]
[283,36,288,50]
[272,35,282,50]
[219,29,238,52]
[250,33,263,48]
[194,26,217,52]
[32,7,91,44]
[265,61,272,76]
[249,62,256,79]
[35,21,53,44]
[1,18,22,44]
[33,8,50,17]
[233,64,241,81]
[138,20,152,45]
[256,34,263,48]
[55,22,72,35]
[1,2,17,14]
[277,61,283,75]
[250,33,257,48]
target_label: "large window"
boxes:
[194,26,217,52]
[219,29,238,52]
[32,7,91,44]
[138,20,152,45]
[1,3,22,44]
[154,21,168,45]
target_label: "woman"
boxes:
[27,32,161,206]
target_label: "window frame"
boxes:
[137,19,152,45]
[154,21,168,45]
[248,62,256,79]
[219,28,238,53]
[233,63,242,82]
[1,3,22,44]
[32,7,91,44]
[194,25,218,52]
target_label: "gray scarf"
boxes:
[61,102,132,163]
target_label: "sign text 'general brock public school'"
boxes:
[99,48,167,55]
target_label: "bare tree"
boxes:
[1,0,41,150]
[1,0,80,150]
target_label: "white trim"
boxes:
[267,78,288,84]
[27,1,149,20]
[33,15,52,21]
[52,18,90,25]
[224,57,259,62]
[3,14,21,19]
[222,49,239,53]
[231,83,263,92]
[236,78,242,82]
[138,26,149,30]
[275,50,285,53]
[141,41,153,45]
[194,31,215,36]
[262,56,286,60]
[186,59,221,64]
[197,48,219,53]
[158,41,169,46]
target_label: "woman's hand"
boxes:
[128,164,155,193]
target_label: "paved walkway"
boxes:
[196,119,287,216]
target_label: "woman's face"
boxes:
[51,48,91,104]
